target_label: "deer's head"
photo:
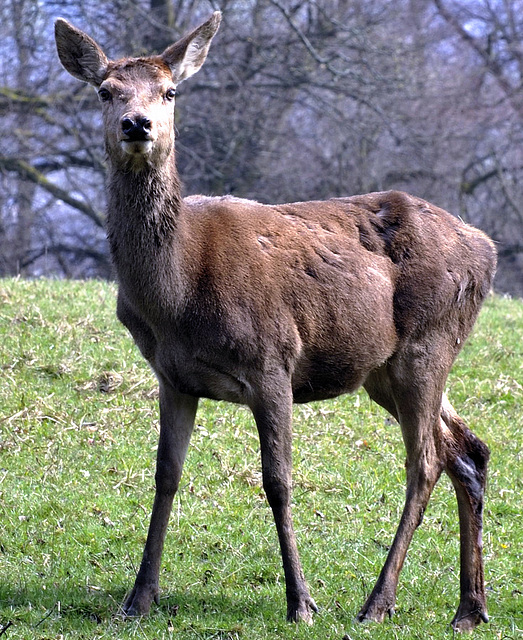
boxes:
[55,13,221,170]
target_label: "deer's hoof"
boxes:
[122,585,159,617]
[356,597,395,624]
[451,603,489,632]
[287,596,318,625]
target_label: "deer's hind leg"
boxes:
[441,395,489,631]
[358,355,447,624]
[360,356,489,630]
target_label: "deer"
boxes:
[54,12,496,632]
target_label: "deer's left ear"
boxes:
[162,11,221,84]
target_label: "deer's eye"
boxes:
[165,87,177,101]
[98,88,112,102]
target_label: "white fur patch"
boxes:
[121,140,153,156]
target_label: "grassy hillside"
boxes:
[0,278,521,639]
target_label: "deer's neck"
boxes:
[106,153,185,308]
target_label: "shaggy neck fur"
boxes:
[105,149,185,309]
[107,145,182,245]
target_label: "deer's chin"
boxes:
[120,140,154,156]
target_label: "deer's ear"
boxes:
[161,11,221,84]
[55,18,108,87]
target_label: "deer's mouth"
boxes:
[120,138,154,156]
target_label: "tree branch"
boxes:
[433,0,523,117]
[0,157,105,228]
[266,0,351,78]
[21,243,111,272]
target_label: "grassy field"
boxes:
[0,278,521,639]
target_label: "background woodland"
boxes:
[1,0,523,295]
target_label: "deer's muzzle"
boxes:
[121,114,152,141]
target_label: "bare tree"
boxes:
[0,0,521,292]
[432,0,523,294]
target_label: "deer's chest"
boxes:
[118,297,260,404]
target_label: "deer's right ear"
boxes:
[55,18,108,87]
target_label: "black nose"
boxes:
[121,115,152,140]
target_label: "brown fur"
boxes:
[55,13,496,631]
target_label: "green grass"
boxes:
[0,278,522,639]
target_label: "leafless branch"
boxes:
[0,157,105,228]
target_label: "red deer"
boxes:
[55,12,496,631]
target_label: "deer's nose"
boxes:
[121,115,152,140]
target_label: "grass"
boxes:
[0,278,522,639]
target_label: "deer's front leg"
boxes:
[123,382,198,616]
[252,385,317,624]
